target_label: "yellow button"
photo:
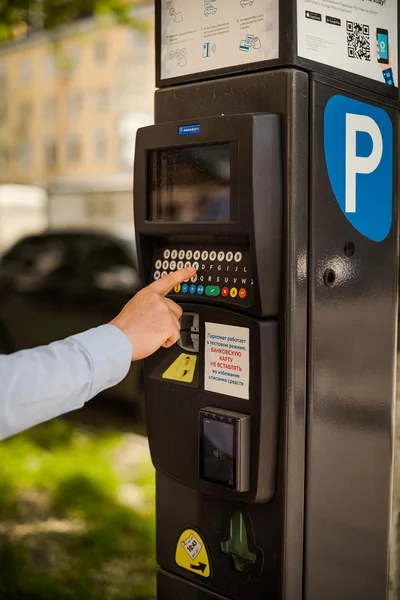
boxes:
[230,287,238,298]
[174,284,181,293]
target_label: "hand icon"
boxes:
[251,37,261,50]
[175,48,187,67]
[169,8,183,23]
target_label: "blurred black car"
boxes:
[0,229,143,405]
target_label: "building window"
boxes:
[94,40,107,64]
[19,59,32,83]
[0,104,6,126]
[44,138,57,169]
[43,97,55,120]
[93,88,109,111]
[0,148,8,172]
[129,30,147,52]
[67,92,83,115]
[19,102,32,131]
[18,140,31,169]
[94,130,108,161]
[67,134,81,163]
[0,66,6,97]
[118,113,153,169]
[43,53,56,80]
[66,44,81,75]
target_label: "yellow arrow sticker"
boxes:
[162,354,197,383]
[175,529,211,578]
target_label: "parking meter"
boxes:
[134,113,281,505]
[134,2,399,599]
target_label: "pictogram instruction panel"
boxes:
[297,0,398,87]
[161,0,279,80]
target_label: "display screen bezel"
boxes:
[147,141,239,224]
[199,412,238,490]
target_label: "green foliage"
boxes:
[0,0,148,43]
[0,420,156,600]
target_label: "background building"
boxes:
[0,0,154,247]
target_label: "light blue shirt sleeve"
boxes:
[0,324,132,441]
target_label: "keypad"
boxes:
[152,247,254,306]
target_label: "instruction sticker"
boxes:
[297,0,398,87]
[163,354,197,383]
[161,0,279,81]
[175,529,211,578]
[204,323,250,400]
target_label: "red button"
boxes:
[239,288,247,299]
[221,287,229,297]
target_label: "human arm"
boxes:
[0,267,195,440]
[0,325,132,440]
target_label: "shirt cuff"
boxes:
[70,325,132,401]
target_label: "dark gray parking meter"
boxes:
[134,113,281,504]
[134,2,399,599]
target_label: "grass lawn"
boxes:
[0,419,156,600]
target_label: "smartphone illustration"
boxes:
[377,28,389,64]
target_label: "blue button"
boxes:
[189,284,197,294]
[197,285,204,295]
[182,284,189,294]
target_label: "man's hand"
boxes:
[110,267,196,361]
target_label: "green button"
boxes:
[205,286,221,297]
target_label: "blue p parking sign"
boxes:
[324,95,393,243]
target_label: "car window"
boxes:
[77,240,139,294]
[0,236,76,291]
[80,241,133,274]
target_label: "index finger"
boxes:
[150,267,196,296]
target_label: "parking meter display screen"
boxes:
[149,144,231,222]
[201,417,235,489]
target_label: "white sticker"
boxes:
[161,0,279,81]
[297,0,398,87]
[181,533,202,561]
[204,323,250,400]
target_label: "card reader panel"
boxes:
[145,304,280,504]
[200,408,251,493]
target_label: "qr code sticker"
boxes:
[346,21,371,61]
